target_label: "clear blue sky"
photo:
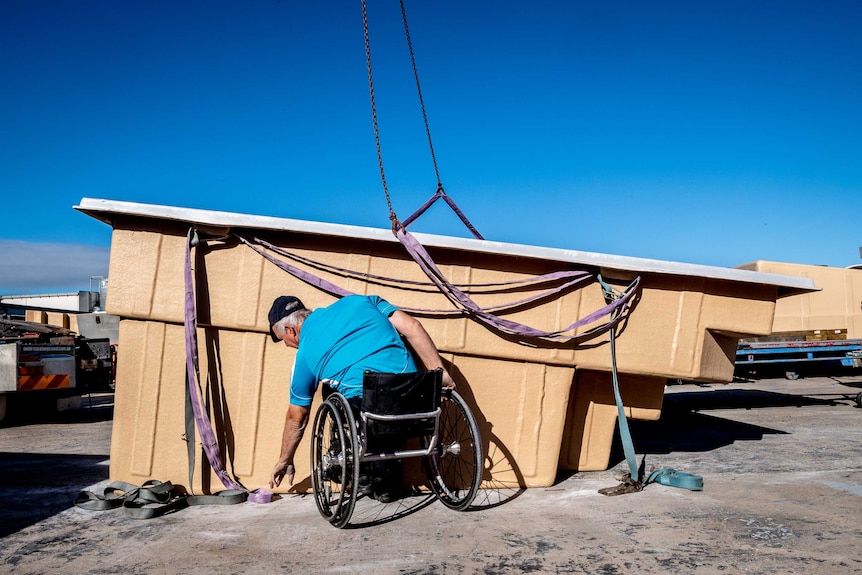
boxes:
[1,0,860,294]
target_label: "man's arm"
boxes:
[388,310,456,389]
[269,403,311,489]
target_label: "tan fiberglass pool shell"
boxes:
[75,198,815,492]
[737,260,862,339]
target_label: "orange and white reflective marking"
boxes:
[18,374,71,390]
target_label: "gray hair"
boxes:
[273,308,310,338]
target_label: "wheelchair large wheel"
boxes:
[423,388,482,510]
[310,395,359,528]
[329,392,360,526]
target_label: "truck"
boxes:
[0,318,116,423]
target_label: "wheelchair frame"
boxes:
[309,371,482,528]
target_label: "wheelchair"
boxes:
[310,369,482,528]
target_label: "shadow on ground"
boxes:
[0,394,113,538]
[664,386,845,411]
[0,452,110,538]
[608,387,844,463]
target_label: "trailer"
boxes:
[735,338,862,406]
[736,338,862,378]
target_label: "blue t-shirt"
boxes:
[289,295,418,406]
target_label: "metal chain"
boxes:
[362,0,450,233]
[361,0,399,231]
[399,0,442,189]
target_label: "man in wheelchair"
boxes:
[267,294,455,502]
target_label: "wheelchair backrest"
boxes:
[361,369,442,437]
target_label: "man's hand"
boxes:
[270,461,295,490]
[270,404,310,490]
[441,369,456,390]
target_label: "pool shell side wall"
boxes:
[737,261,862,338]
[105,219,779,492]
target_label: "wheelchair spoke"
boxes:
[311,395,359,528]
[424,389,482,511]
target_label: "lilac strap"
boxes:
[237,235,595,316]
[395,228,640,342]
[185,229,273,503]
[401,186,485,240]
[245,235,589,293]
[238,231,639,344]
[236,235,355,299]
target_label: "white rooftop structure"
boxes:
[75,197,816,296]
[0,292,99,313]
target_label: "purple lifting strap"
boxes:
[237,235,598,317]
[401,186,485,241]
[236,232,639,344]
[236,235,354,300]
[243,235,591,293]
[394,227,639,343]
[184,229,272,503]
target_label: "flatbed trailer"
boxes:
[735,338,862,381]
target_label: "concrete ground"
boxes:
[1,375,861,575]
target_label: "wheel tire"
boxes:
[310,398,358,528]
[423,389,482,511]
[855,391,862,408]
[327,393,359,528]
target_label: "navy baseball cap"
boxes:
[268,296,305,342]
